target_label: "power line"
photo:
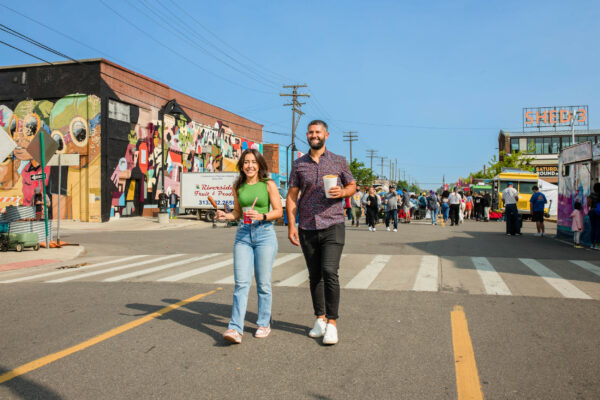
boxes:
[97,0,274,95]
[366,149,378,171]
[125,0,278,89]
[0,24,81,64]
[0,40,53,65]
[343,131,358,163]
[166,0,292,84]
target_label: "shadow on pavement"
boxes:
[124,299,309,346]
[0,366,63,400]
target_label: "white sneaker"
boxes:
[322,323,338,345]
[308,318,327,338]
[534,233,542,237]
[393,228,397,232]
[373,227,376,232]
[368,227,373,231]
[386,227,391,231]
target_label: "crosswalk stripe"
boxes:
[215,253,302,284]
[412,255,439,292]
[103,254,222,282]
[519,258,592,299]
[346,255,392,289]
[276,269,308,287]
[0,255,147,284]
[472,257,511,295]
[570,260,600,278]
[157,258,234,282]
[47,255,181,283]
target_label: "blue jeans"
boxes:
[229,221,278,334]
[385,209,398,229]
[441,203,449,221]
[430,208,439,224]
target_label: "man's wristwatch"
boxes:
[262,214,267,221]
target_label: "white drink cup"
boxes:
[323,175,338,198]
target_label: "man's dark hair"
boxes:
[532,185,539,191]
[307,120,328,130]
[594,182,600,194]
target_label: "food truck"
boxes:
[491,168,548,219]
[557,141,600,242]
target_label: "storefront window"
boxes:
[551,137,560,153]
[510,138,519,153]
[561,136,572,149]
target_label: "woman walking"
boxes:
[441,189,450,225]
[427,190,439,225]
[365,187,380,231]
[216,149,283,343]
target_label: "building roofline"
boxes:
[0,58,263,128]
[500,129,600,137]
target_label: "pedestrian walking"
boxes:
[502,182,521,236]
[448,187,461,226]
[216,149,283,344]
[473,193,483,221]
[427,190,439,225]
[402,189,412,223]
[286,120,356,345]
[168,188,179,219]
[530,185,547,236]
[587,183,600,250]
[483,191,491,221]
[441,189,450,225]
[383,185,399,231]
[465,193,473,220]
[365,187,380,231]
[350,186,363,227]
[571,202,584,248]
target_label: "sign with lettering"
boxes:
[523,106,588,130]
[31,173,43,181]
[534,165,559,177]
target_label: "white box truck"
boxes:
[180,172,237,221]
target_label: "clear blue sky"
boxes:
[1,0,599,188]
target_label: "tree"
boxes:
[349,159,377,186]
[467,147,535,180]
[395,179,421,194]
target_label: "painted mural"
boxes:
[0,94,101,221]
[557,158,591,241]
[109,107,262,218]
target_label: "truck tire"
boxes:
[34,243,40,251]
[16,243,23,252]
[206,210,216,222]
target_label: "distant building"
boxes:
[498,129,600,184]
[0,58,275,221]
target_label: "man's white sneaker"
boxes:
[308,318,327,338]
[368,227,373,231]
[386,227,391,231]
[322,323,338,345]
[393,228,397,232]
[373,227,376,231]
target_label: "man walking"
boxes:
[502,182,521,236]
[448,187,461,226]
[350,186,363,227]
[287,120,356,345]
[383,185,399,231]
[530,185,547,236]
[483,191,491,221]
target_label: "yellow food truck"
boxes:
[492,168,543,217]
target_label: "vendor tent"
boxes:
[538,179,558,216]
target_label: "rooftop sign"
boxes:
[523,106,588,131]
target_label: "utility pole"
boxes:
[343,131,358,163]
[377,156,387,179]
[280,84,309,188]
[366,149,378,171]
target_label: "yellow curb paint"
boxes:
[451,305,484,400]
[0,288,222,385]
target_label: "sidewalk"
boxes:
[0,215,213,271]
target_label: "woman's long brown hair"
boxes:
[233,149,270,195]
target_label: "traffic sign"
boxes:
[47,153,80,166]
[30,174,43,181]
[26,130,59,165]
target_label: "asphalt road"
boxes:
[1,218,599,399]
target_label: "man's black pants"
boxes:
[299,223,345,320]
[449,204,460,225]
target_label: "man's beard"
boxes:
[309,139,324,150]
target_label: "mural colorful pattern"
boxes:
[0,94,101,221]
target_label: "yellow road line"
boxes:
[0,288,222,385]
[451,305,484,400]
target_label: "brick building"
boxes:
[0,58,273,221]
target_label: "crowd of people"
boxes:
[345,185,494,230]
